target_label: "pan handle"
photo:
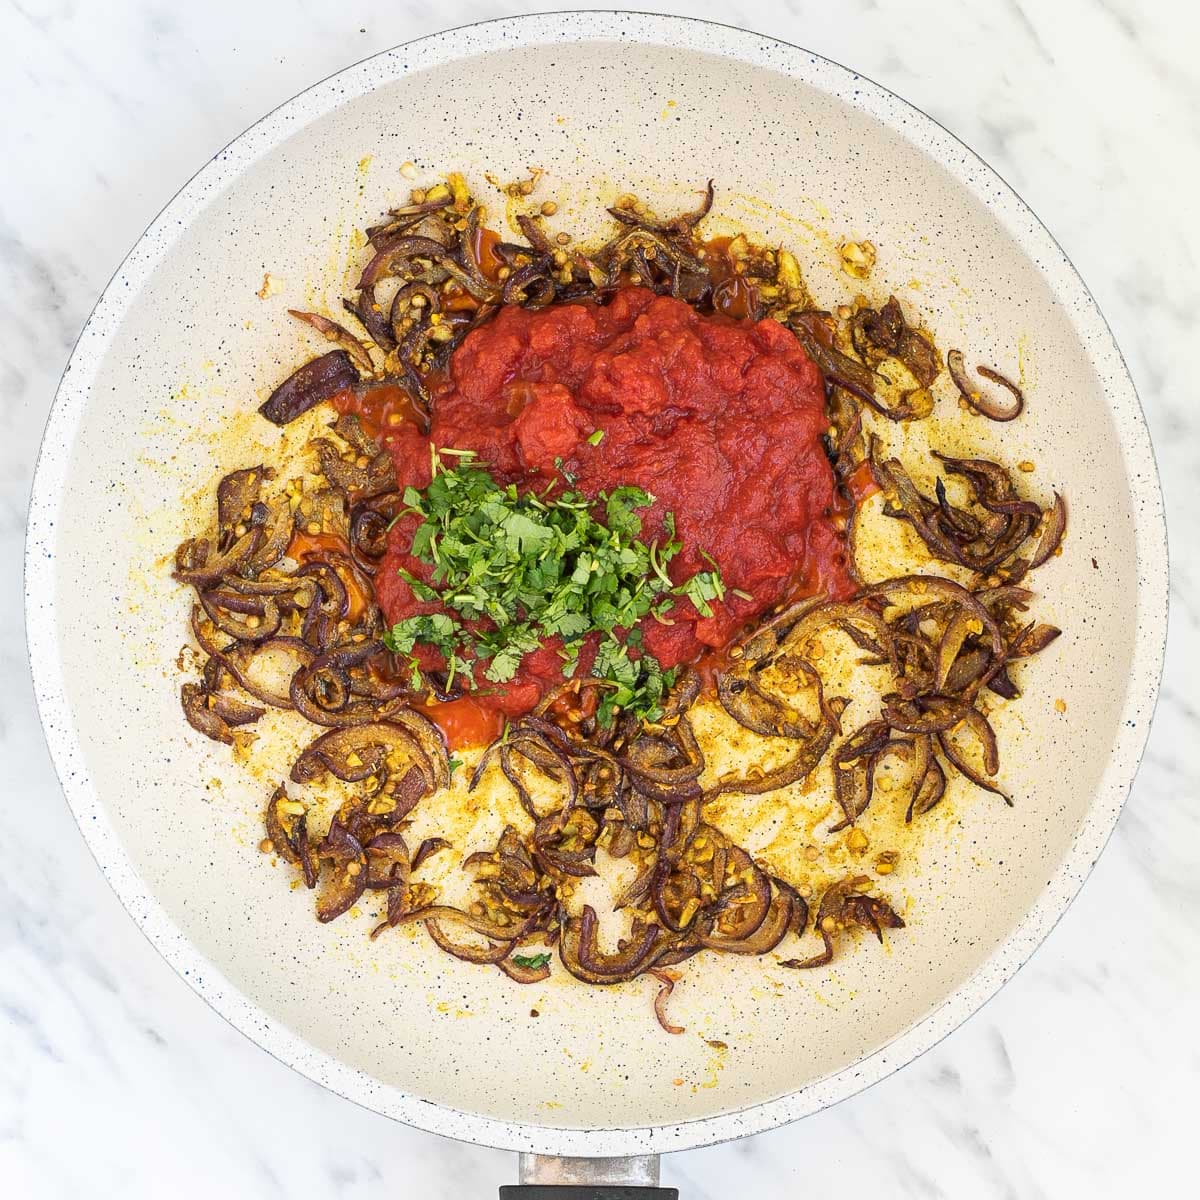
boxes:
[500,1154,677,1199]
[499,1191,677,1199]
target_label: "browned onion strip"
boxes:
[265,787,305,862]
[364,832,411,890]
[312,438,396,502]
[849,298,940,387]
[938,714,1011,805]
[173,525,264,589]
[501,733,578,820]
[290,659,405,729]
[425,914,515,965]
[260,350,360,426]
[532,808,599,879]
[1028,493,1067,568]
[559,907,663,985]
[181,681,261,745]
[864,576,1005,663]
[707,711,839,800]
[789,318,878,406]
[288,309,377,376]
[315,821,368,922]
[701,882,795,956]
[1010,622,1062,660]
[390,904,531,943]
[648,968,685,1034]
[717,664,821,740]
[614,859,658,911]
[216,466,266,537]
[617,720,704,802]
[411,837,451,871]
[216,635,315,709]
[387,708,450,791]
[365,196,453,243]
[780,876,904,969]
[833,766,878,833]
[609,179,714,235]
[207,686,264,728]
[199,588,282,642]
[356,233,452,291]
[947,350,1025,421]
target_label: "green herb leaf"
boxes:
[390,450,724,723]
[512,952,551,970]
[587,429,605,446]
[678,566,725,618]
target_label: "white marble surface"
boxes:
[1,0,1196,1196]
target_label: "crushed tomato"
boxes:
[362,287,854,745]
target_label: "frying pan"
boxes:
[24,13,1167,1197]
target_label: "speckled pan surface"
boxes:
[26,12,1166,1158]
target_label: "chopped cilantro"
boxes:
[587,429,605,446]
[677,568,725,618]
[512,952,551,970]
[447,755,463,778]
[385,450,722,724]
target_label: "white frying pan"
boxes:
[25,14,1167,1197]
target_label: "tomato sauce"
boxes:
[369,287,854,745]
[414,696,506,748]
[331,382,426,444]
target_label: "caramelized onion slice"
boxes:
[292,722,433,797]
[717,665,820,740]
[173,525,263,588]
[411,837,452,872]
[608,180,714,235]
[780,876,903,969]
[908,744,947,822]
[1028,493,1067,569]
[264,786,306,864]
[216,467,266,540]
[364,832,411,890]
[648,968,685,1034]
[315,821,368,922]
[424,913,514,965]
[288,309,377,376]
[181,681,263,744]
[938,709,1011,805]
[948,351,1025,421]
[706,706,840,799]
[356,233,452,291]
[559,907,663,985]
[790,317,878,404]
[701,875,795,955]
[260,350,360,426]
[199,587,282,643]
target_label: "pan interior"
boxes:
[37,29,1153,1142]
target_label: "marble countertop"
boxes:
[2,1,1197,1196]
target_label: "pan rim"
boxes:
[24,10,1169,1158]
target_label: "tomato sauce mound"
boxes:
[374,287,854,742]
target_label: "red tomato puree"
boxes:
[372,287,853,745]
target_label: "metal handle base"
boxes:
[502,1154,676,1199]
[500,1188,678,1199]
